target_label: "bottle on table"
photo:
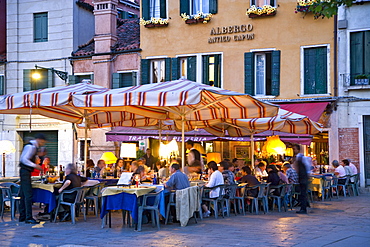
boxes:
[59,165,64,181]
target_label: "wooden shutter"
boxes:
[365,31,370,76]
[141,59,150,84]
[23,69,32,92]
[68,75,76,85]
[132,72,137,86]
[187,56,197,82]
[202,55,210,85]
[160,0,167,18]
[214,54,221,87]
[34,13,48,42]
[350,32,364,85]
[304,48,315,94]
[165,58,171,81]
[171,58,179,80]
[315,47,327,94]
[47,69,54,88]
[209,0,218,14]
[180,0,190,15]
[121,73,135,87]
[142,0,150,20]
[244,52,255,95]
[271,50,280,96]
[112,73,121,89]
[0,76,4,95]
[90,74,94,84]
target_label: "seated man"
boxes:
[94,159,106,177]
[202,161,224,217]
[164,163,190,191]
[240,166,260,197]
[282,163,299,184]
[332,160,346,184]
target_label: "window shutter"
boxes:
[270,0,275,6]
[315,47,327,94]
[142,0,150,20]
[141,59,150,84]
[209,0,218,14]
[112,73,121,89]
[180,0,190,15]
[90,74,94,84]
[47,69,54,88]
[364,31,370,76]
[121,73,135,87]
[23,69,32,92]
[244,52,255,95]
[214,54,221,87]
[0,76,4,95]
[304,48,315,94]
[202,55,210,85]
[271,50,280,96]
[171,58,179,80]
[34,14,42,42]
[350,32,364,85]
[132,72,137,86]
[41,13,48,42]
[165,58,171,81]
[160,0,167,18]
[187,56,197,82]
[68,75,76,85]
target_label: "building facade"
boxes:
[335,1,370,186]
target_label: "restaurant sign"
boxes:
[208,24,254,44]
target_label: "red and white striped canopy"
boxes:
[73,79,279,121]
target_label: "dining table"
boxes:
[100,184,166,228]
[0,177,20,183]
[310,173,334,198]
[88,177,119,186]
[31,182,62,213]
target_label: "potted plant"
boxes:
[354,74,369,85]
[181,12,212,24]
[139,17,169,28]
[295,0,316,13]
[246,5,277,18]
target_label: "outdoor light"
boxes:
[285,147,294,157]
[159,139,179,160]
[34,64,68,84]
[120,143,137,160]
[206,152,221,164]
[32,72,41,80]
[265,135,286,155]
[0,140,16,177]
[99,152,118,164]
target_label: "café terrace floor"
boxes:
[1,191,370,247]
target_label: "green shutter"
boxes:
[121,73,135,87]
[180,0,190,15]
[304,47,327,94]
[112,73,120,89]
[270,0,275,6]
[0,76,4,95]
[141,59,150,84]
[271,50,280,96]
[365,31,370,76]
[90,74,94,84]
[315,47,327,94]
[23,69,32,92]
[160,0,167,18]
[202,55,210,85]
[171,58,180,80]
[165,58,171,81]
[187,56,197,82]
[132,72,137,86]
[214,54,221,87]
[142,0,150,20]
[34,13,48,42]
[209,0,218,14]
[350,32,364,85]
[244,52,255,95]
[304,48,315,94]
[68,75,76,85]
[48,69,54,88]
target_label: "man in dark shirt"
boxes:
[143,148,156,171]
[240,166,260,197]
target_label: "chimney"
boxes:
[93,0,118,54]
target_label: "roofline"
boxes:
[69,48,141,60]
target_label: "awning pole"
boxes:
[251,132,255,171]
[181,116,185,170]
[84,110,88,177]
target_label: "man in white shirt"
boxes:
[202,162,224,217]
[332,160,347,185]
[348,159,358,175]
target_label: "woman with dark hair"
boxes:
[266,164,281,186]
[219,160,236,185]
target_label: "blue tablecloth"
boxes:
[32,188,56,213]
[89,178,119,186]
[100,190,167,223]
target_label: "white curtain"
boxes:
[255,54,265,95]
[150,0,160,18]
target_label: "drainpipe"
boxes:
[333,14,338,97]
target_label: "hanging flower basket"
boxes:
[181,12,212,24]
[295,0,316,13]
[246,5,277,18]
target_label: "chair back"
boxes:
[86,182,105,197]
[256,183,267,198]
[0,182,20,196]
[285,184,293,195]
[0,187,12,201]
[343,176,350,186]
[322,176,333,188]
[332,177,338,186]
[225,184,238,199]
[142,191,161,208]
[70,187,88,204]
[351,174,359,184]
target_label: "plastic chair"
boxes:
[269,184,287,212]
[321,176,333,201]
[0,182,20,220]
[0,187,12,219]
[331,177,339,199]
[201,184,227,219]
[137,191,161,231]
[53,187,89,224]
[245,183,270,215]
[165,191,176,225]
[350,174,360,196]
[337,177,350,197]
[225,184,245,216]
[85,182,104,216]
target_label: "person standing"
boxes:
[186,140,204,170]
[143,148,156,171]
[19,134,47,224]
[292,144,309,214]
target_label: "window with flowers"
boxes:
[251,0,276,7]
[247,0,277,18]
[180,0,217,23]
[141,0,169,27]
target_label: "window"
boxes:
[251,0,276,7]
[33,12,48,42]
[302,46,328,95]
[151,60,165,83]
[68,74,94,85]
[191,0,209,14]
[79,139,91,161]
[180,58,187,78]
[202,54,221,87]
[142,0,167,20]
[244,51,280,96]
[180,0,217,16]
[0,75,4,95]
[350,31,370,85]
[23,69,53,91]
[118,9,138,19]
[112,72,137,88]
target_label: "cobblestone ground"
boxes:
[1,192,370,247]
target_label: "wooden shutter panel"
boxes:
[171,58,179,80]
[350,32,364,85]
[315,47,327,94]
[90,74,94,84]
[271,50,280,96]
[47,69,54,88]
[165,58,171,81]
[214,54,221,87]
[121,73,135,87]
[0,76,4,95]
[160,0,167,18]
[202,55,210,85]
[23,69,32,92]
[180,0,190,15]
[304,48,315,94]
[41,13,48,42]
[209,0,218,14]
[244,52,255,95]
[112,73,121,89]
[187,56,197,82]
[68,75,76,85]
[132,72,137,86]
[141,59,150,84]
[364,31,370,76]
[34,14,42,42]
[142,0,150,20]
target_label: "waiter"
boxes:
[19,134,46,224]
[143,148,156,171]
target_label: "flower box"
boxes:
[185,18,208,24]
[248,11,276,18]
[295,5,311,13]
[144,23,169,28]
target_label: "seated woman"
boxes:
[267,164,282,196]
[240,166,260,197]
[219,160,236,185]
[276,164,289,184]
[202,161,224,218]
[131,166,152,184]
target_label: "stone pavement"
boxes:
[1,192,370,247]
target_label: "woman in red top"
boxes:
[31,157,50,176]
